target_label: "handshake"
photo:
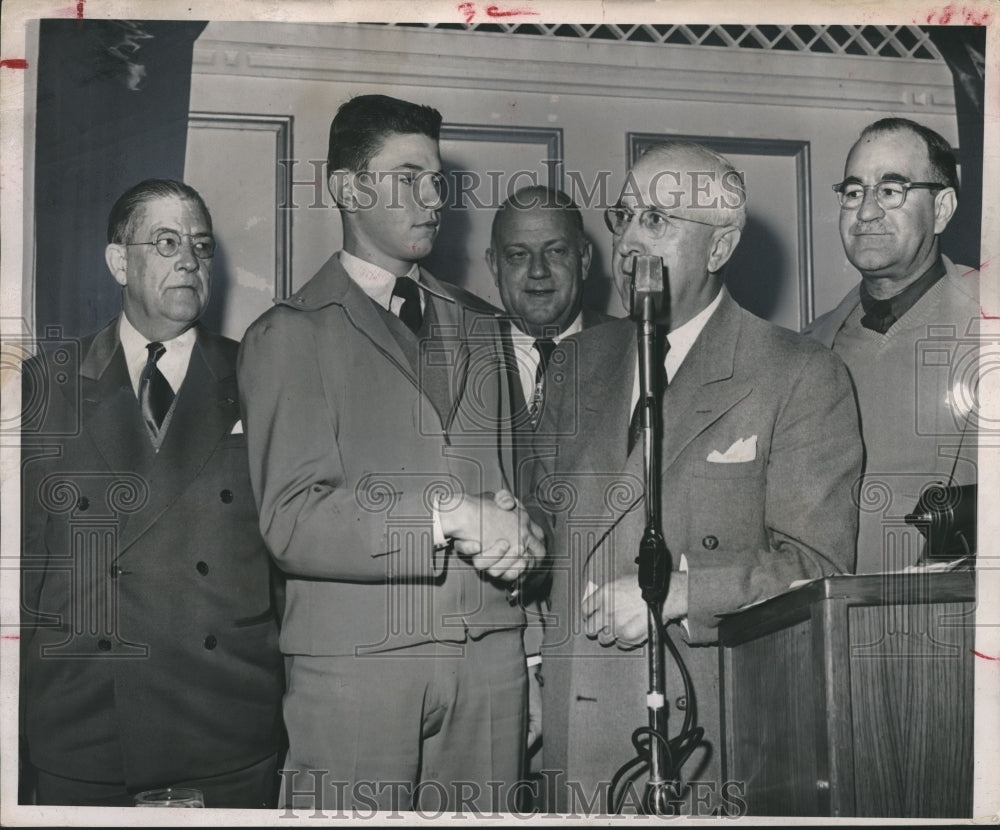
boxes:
[438,489,546,583]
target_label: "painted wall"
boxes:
[185,22,962,340]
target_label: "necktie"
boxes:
[628,335,670,454]
[860,298,897,334]
[392,276,423,334]
[529,338,557,429]
[139,341,174,436]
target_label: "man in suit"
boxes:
[531,141,862,813]
[238,94,545,813]
[807,118,981,573]
[486,185,614,757]
[19,179,285,807]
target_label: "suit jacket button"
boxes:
[196,561,209,575]
[702,535,719,550]
[675,695,687,710]
[77,497,90,511]
[220,489,234,504]
[109,566,122,579]
[98,639,111,651]
[204,634,217,650]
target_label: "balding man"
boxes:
[486,186,613,765]
[530,141,862,813]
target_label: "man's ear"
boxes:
[105,244,128,287]
[933,187,958,235]
[707,226,742,273]
[580,240,592,280]
[328,169,356,211]
[486,247,500,287]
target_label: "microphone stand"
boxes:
[627,255,677,815]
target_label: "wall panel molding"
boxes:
[192,22,956,114]
[188,112,293,299]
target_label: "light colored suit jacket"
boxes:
[238,253,525,657]
[20,320,284,789]
[532,289,862,810]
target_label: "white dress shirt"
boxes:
[119,313,196,397]
[340,249,424,312]
[629,288,724,413]
[509,312,584,405]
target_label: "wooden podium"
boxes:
[718,571,975,817]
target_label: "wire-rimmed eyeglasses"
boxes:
[603,205,722,239]
[125,231,216,259]
[832,180,946,211]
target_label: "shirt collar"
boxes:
[118,313,197,394]
[340,249,420,311]
[509,311,584,349]
[859,255,946,326]
[665,288,724,371]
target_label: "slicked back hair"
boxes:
[107,178,212,245]
[327,94,443,175]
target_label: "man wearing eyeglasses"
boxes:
[19,179,285,806]
[808,118,980,573]
[530,141,861,812]
[485,185,614,776]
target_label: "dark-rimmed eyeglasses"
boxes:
[603,205,722,239]
[125,231,216,259]
[832,180,946,211]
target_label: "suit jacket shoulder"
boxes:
[581,308,618,330]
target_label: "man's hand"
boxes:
[441,490,545,582]
[581,572,688,648]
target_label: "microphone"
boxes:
[627,255,667,321]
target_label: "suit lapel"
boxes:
[657,292,754,473]
[420,269,475,433]
[78,321,153,478]
[578,320,635,474]
[809,285,860,346]
[116,331,240,556]
[294,253,422,389]
[574,297,754,570]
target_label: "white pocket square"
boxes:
[230,420,244,435]
[707,435,757,463]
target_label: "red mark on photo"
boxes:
[0,635,20,641]
[924,4,993,25]
[458,2,476,24]
[77,0,85,17]
[980,308,999,320]
[972,650,997,661]
[486,5,539,18]
[0,58,29,69]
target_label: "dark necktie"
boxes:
[628,335,670,455]
[139,341,174,436]
[860,297,897,334]
[529,338,557,429]
[392,276,423,334]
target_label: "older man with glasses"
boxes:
[807,118,982,573]
[19,179,285,807]
[528,140,862,814]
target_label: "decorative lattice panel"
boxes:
[373,23,942,60]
